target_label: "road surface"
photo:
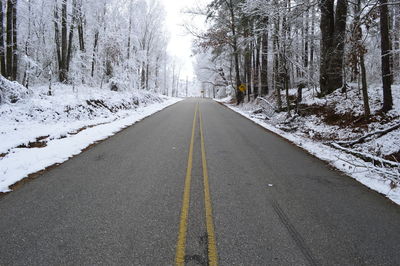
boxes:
[1,98,399,265]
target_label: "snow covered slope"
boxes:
[0,83,181,192]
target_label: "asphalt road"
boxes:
[1,98,399,265]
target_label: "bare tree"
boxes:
[6,0,13,79]
[59,0,68,81]
[319,0,348,96]
[260,16,269,96]
[0,0,6,76]
[394,4,400,82]
[380,0,393,112]
[352,0,370,116]
[11,0,16,80]
[226,0,244,104]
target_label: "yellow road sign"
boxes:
[239,84,247,92]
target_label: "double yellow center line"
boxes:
[175,103,218,266]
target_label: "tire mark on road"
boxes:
[272,200,318,266]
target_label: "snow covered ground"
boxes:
[218,84,400,205]
[0,83,181,192]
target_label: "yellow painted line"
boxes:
[175,103,198,266]
[199,108,219,266]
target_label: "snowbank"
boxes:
[0,75,32,104]
[0,83,181,192]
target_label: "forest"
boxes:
[0,0,188,99]
[0,0,187,193]
[192,0,400,192]
[194,0,398,115]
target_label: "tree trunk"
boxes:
[297,83,304,107]
[273,0,282,110]
[389,5,394,85]
[91,30,98,77]
[360,54,370,116]
[273,36,282,110]
[284,0,291,117]
[393,3,400,82]
[163,57,167,95]
[11,0,16,80]
[59,0,68,82]
[380,0,393,112]
[141,62,146,89]
[354,0,370,116]
[261,16,269,96]
[77,0,84,52]
[77,23,84,51]
[66,0,77,72]
[127,11,132,60]
[254,35,261,98]
[319,0,348,95]
[145,56,149,89]
[6,0,13,79]
[303,7,309,78]
[228,0,243,105]
[22,0,32,88]
[309,4,315,83]
[0,0,5,76]
[54,0,61,67]
[244,20,251,102]
[245,44,251,102]
[155,57,160,90]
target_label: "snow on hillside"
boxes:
[219,84,400,205]
[0,82,181,192]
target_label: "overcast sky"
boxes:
[160,0,209,80]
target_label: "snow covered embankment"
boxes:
[218,85,400,205]
[0,82,181,192]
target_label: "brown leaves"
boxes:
[195,27,232,50]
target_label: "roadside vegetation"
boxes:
[191,0,400,197]
[0,0,183,192]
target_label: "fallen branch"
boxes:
[251,107,271,120]
[256,97,275,110]
[335,154,399,185]
[329,143,400,168]
[251,108,264,114]
[336,122,400,147]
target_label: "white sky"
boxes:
[160,0,209,80]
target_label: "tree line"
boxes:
[194,0,399,114]
[0,0,180,96]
